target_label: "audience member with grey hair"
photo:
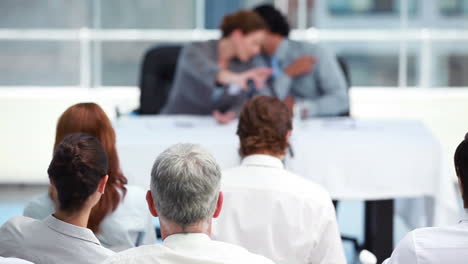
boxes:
[103,143,274,264]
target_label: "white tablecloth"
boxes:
[115,115,459,227]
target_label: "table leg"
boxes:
[364,199,394,264]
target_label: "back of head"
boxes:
[55,103,115,152]
[219,9,267,38]
[150,143,221,227]
[55,103,127,232]
[253,4,290,37]
[48,133,108,212]
[454,133,468,205]
[237,95,292,157]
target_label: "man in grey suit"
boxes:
[162,10,272,124]
[254,4,349,118]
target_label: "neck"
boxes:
[160,217,212,240]
[218,38,236,68]
[267,35,285,56]
[53,207,92,228]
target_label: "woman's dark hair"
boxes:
[237,95,292,157]
[454,133,468,205]
[54,103,127,233]
[253,4,290,37]
[48,133,108,213]
[219,10,267,38]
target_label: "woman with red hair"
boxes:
[23,102,156,251]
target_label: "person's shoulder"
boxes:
[0,216,39,249]
[411,224,468,249]
[208,240,274,263]
[23,193,53,219]
[287,38,311,48]
[289,39,334,57]
[102,244,166,264]
[392,225,464,252]
[1,216,38,230]
[184,40,216,53]
[222,165,331,201]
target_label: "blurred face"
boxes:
[232,29,265,62]
[260,32,277,56]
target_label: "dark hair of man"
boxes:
[253,4,290,37]
[48,133,108,212]
[219,10,267,38]
[454,133,468,205]
[237,95,292,157]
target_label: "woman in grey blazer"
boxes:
[23,103,156,252]
[162,10,272,124]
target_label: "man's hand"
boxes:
[235,67,272,90]
[284,56,316,78]
[213,110,236,124]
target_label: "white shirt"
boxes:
[23,185,156,251]
[0,257,34,264]
[212,154,346,264]
[383,209,468,264]
[0,215,114,264]
[102,233,274,264]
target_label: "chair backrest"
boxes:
[337,55,351,88]
[336,55,351,117]
[138,45,182,115]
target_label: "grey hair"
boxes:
[150,143,221,227]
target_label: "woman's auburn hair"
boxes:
[219,9,267,38]
[54,102,127,233]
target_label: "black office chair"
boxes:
[336,55,351,117]
[138,45,183,115]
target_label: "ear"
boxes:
[48,181,58,203]
[97,175,108,194]
[146,190,159,217]
[213,191,224,218]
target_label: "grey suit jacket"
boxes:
[162,40,265,115]
[262,39,349,117]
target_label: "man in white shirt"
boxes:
[0,133,114,263]
[103,143,273,264]
[383,134,468,264]
[212,95,346,264]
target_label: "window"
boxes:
[0,0,466,88]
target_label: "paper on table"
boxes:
[320,118,383,131]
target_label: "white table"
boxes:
[115,115,459,228]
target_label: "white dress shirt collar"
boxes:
[163,233,211,248]
[241,154,284,169]
[45,215,101,245]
